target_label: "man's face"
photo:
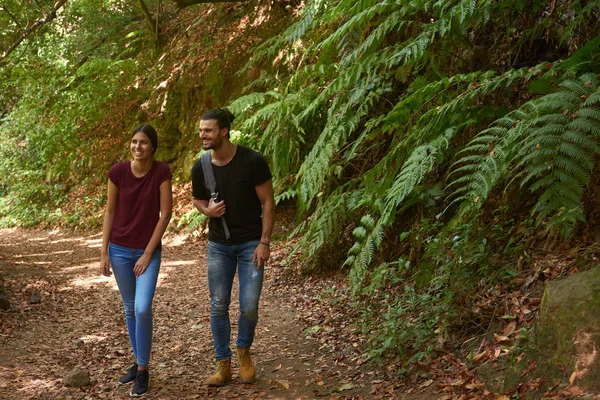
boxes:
[199,119,225,150]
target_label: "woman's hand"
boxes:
[101,253,112,277]
[133,253,151,277]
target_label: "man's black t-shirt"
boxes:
[191,145,272,244]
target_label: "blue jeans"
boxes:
[208,240,264,360]
[108,242,161,367]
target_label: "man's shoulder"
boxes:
[191,154,207,170]
[237,145,265,160]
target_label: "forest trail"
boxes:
[0,228,425,399]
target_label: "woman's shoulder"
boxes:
[153,161,173,181]
[154,161,171,172]
[108,161,130,174]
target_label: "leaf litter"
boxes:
[0,215,420,399]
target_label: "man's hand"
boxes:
[205,195,226,218]
[252,242,270,270]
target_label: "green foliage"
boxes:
[368,283,451,362]
[450,72,600,237]
[0,0,153,226]
[230,0,600,363]
[177,209,207,233]
[0,172,68,228]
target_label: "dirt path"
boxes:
[0,228,415,399]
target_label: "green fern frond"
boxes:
[240,0,329,74]
[275,190,297,204]
[296,82,387,209]
[227,91,282,117]
[318,1,388,53]
[344,128,457,284]
[341,6,406,65]
[450,72,600,236]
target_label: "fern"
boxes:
[449,72,600,237]
[230,0,600,277]
[296,81,389,210]
[345,129,457,289]
[240,0,328,74]
[516,74,600,236]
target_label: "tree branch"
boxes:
[0,0,68,68]
[171,0,245,10]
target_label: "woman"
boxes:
[100,124,172,397]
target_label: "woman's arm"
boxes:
[133,179,173,277]
[101,180,119,276]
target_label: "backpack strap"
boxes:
[201,152,231,240]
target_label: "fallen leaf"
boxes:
[272,364,282,372]
[564,385,585,396]
[277,379,290,389]
[520,360,536,377]
[336,383,354,391]
[420,379,433,388]
[472,350,488,363]
[465,382,484,390]
[494,333,510,343]
[569,370,578,385]
[494,347,501,358]
[303,325,321,334]
[503,321,517,336]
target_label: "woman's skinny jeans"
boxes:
[208,240,264,360]
[108,242,161,367]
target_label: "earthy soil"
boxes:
[0,226,429,399]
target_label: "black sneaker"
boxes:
[118,363,138,385]
[130,370,149,397]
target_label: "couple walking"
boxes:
[100,108,275,397]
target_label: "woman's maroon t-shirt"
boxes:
[108,161,172,250]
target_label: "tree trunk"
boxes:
[138,0,159,42]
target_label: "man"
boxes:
[191,108,275,386]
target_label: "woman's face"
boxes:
[130,131,154,161]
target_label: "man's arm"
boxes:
[253,179,275,269]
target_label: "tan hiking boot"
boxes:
[205,358,231,386]
[237,347,255,383]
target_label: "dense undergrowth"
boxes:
[1,0,600,372]
[224,0,600,365]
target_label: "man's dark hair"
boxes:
[133,124,158,154]
[201,108,235,138]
